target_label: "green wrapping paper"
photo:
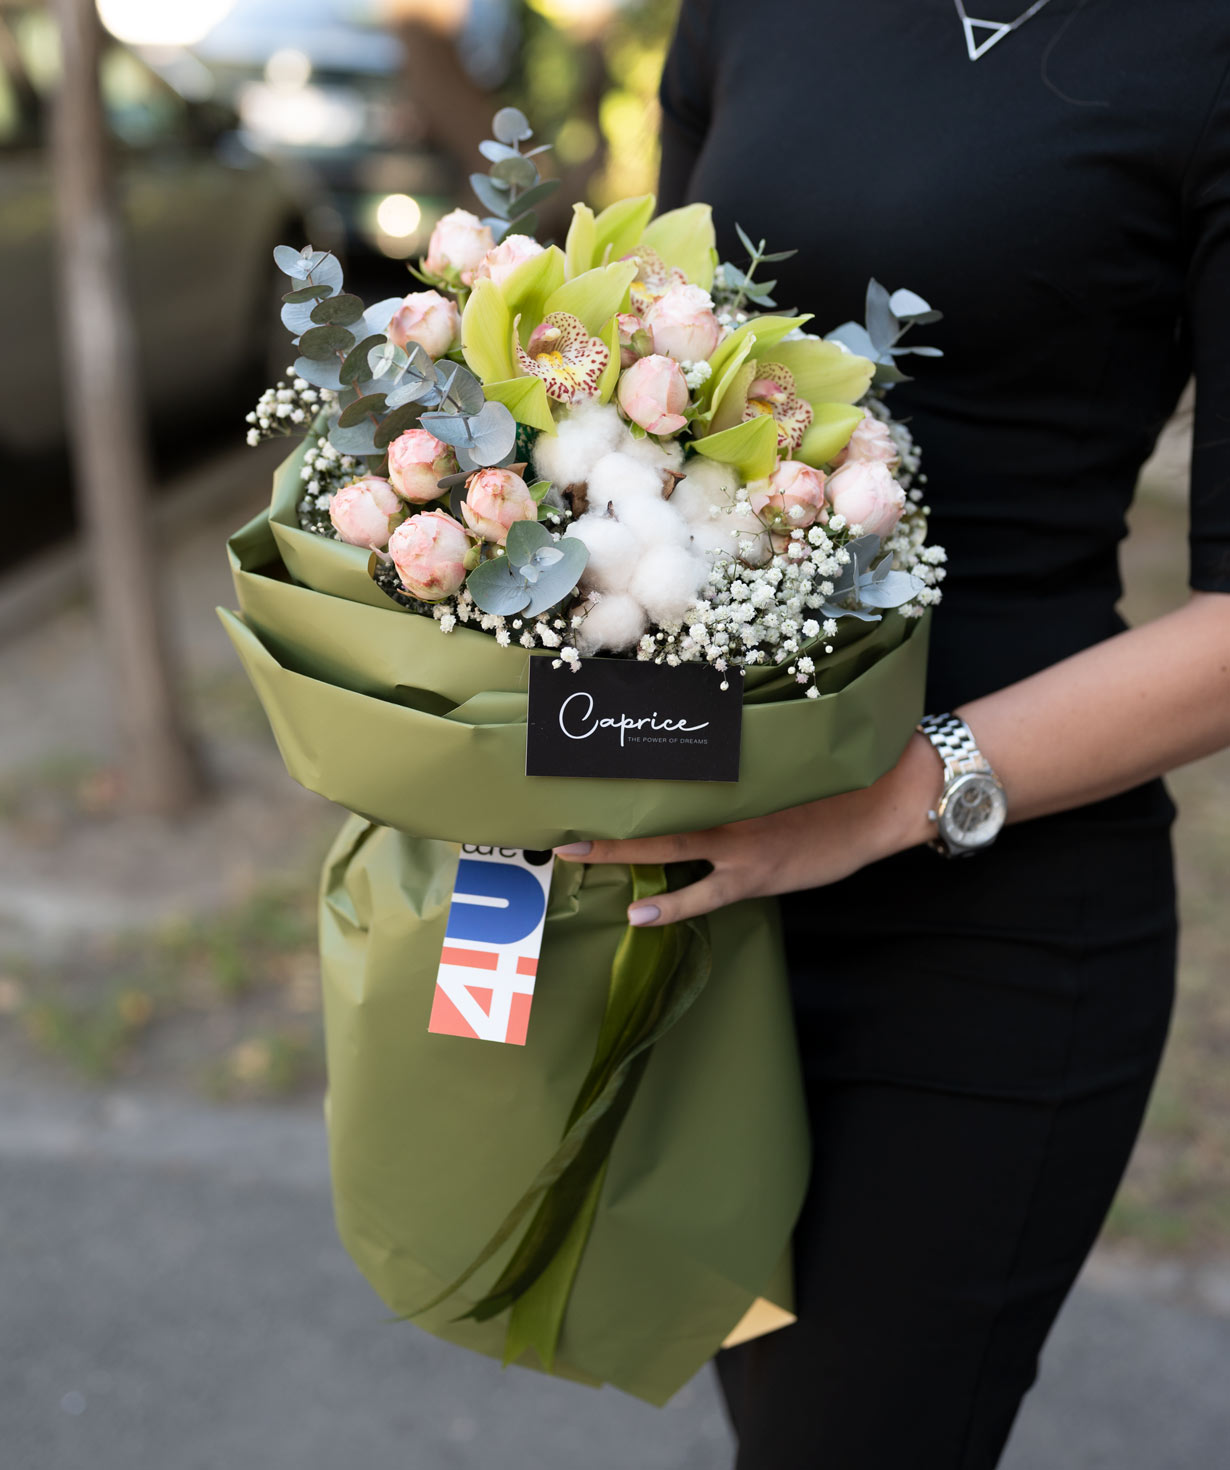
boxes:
[219,444,932,1403]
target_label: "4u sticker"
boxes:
[428,846,555,1046]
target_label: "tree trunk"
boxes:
[50,0,203,814]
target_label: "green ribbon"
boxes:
[407,864,711,1370]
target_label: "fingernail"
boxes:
[628,904,660,926]
[553,842,592,858]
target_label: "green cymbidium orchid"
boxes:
[564,197,717,290]
[691,315,874,480]
[460,247,636,431]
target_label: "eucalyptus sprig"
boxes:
[722,223,797,316]
[466,520,588,618]
[826,280,944,386]
[470,107,561,243]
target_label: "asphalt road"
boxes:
[3,1083,1228,1470]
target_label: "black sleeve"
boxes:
[1184,58,1230,592]
[657,0,713,211]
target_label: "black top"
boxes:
[659,0,1230,726]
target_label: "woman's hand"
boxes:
[553,734,943,926]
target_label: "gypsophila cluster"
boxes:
[245,372,335,448]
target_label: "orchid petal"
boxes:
[797,404,866,466]
[595,316,621,405]
[564,203,597,279]
[705,314,812,389]
[641,203,716,289]
[691,415,779,482]
[544,262,637,335]
[461,279,515,384]
[481,376,556,434]
[501,244,566,337]
[766,338,875,407]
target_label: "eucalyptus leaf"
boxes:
[420,411,477,449]
[825,322,879,362]
[276,247,343,296]
[865,279,900,355]
[505,210,537,239]
[385,379,436,410]
[492,106,533,145]
[895,344,944,357]
[471,173,511,219]
[466,399,517,465]
[856,570,925,608]
[340,334,387,385]
[456,444,518,474]
[492,153,538,191]
[508,178,560,216]
[310,292,366,327]
[283,283,332,304]
[759,248,798,263]
[505,517,553,567]
[328,419,383,457]
[300,324,356,361]
[466,555,531,616]
[274,244,311,278]
[337,393,387,428]
[375,403,427,449]
[819,601,882,623]
[359,297,404,341]
[436,362,486,416]
[522,536,588,615]
[479,139,521,163]
[734,222,758,258]
[293,355,344,391]
[281,297,320,338]
[366,340,408,380]
[888,287,933,319]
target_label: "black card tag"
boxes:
[526,657,742,782]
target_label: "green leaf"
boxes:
[374,402,426,449]
[543,261,637,336]
[310,292,366,326]
[460,279,515,384]
[492,153,538,191]
[642,204,716,289]
[471,173,511,218]
[340,334,387,386]
[528,479,551,503]
[691,415,779,481]
[283,283,332,304]
[299,324,356,360]
[492,106,532,145]
[337,392,387,428]
[797,404,865,466]
[480,376,555,434]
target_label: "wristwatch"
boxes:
[916,713,1007,858]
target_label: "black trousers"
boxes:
[716,787,1177,1470]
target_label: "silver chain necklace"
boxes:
[952,0,1055,61]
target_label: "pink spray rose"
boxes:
[327,477,403,549]
[750,460,828,535]
[473,233,545,289]
[386,290,460,358]
[388,511,470,601]
[832,412,900,470]
[424,208,495,286]
[617,312,648,369]
[460,467,538,544]
[387,428,457,504]
[826,460,907,538]
[616,354,690,436]
[642,282,723,363]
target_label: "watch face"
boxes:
[940,772,1007,850]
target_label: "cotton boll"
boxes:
[586,451,665,511]
[621,431,685,473]
[575,593,649,655]
[531,401,624,489]
[564,512,641,594]
[669,457,740,525]
[628,544,709,625]
[613,492,694,550]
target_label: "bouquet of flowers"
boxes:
[222,108,944,1404]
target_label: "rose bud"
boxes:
[424,208,495,286]
[386,290,460,359]
[328,477,404,549]
[460,467,538,544]
[387,428,457,504]
[826,460,907,538]
[750,460,829,535]
[473,233,545,289]
[617,312,650,368]
[616,353,690,436]
[388,511,471,601]
[832,412,901,470]
[642,282,723,363]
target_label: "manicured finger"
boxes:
[629,871,733,926]
[553,832,701,866]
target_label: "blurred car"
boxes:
[193,0,459,281]
[0,2,314,470]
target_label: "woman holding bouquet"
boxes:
[553,1,1230,1464]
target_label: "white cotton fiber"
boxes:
[531,401,624,488]
[614,493,694,549]
[669,457,740,525]
[628,544,709,625]
[564,512,642,594]
[575,592,648,655]
[621,431,685,472]
[585,451,665,512]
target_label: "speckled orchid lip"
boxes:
[514,311,610,403]
[742,362,814,452]
[623,244,688,316]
